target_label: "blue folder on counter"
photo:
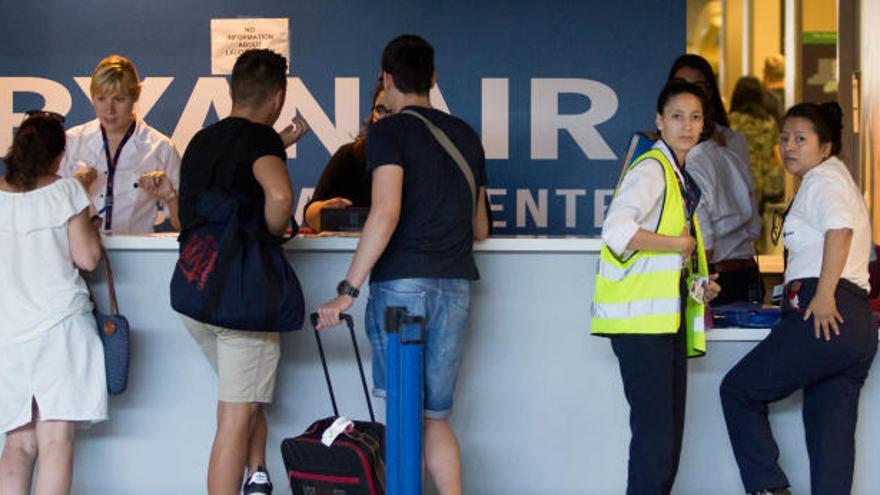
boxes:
[712,303,781,328]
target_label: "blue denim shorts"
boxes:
[365,278,471,419]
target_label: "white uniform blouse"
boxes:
[686,126,761,262]
[59,118,181,234]
[602,140,689,259]
[782,156,872,290]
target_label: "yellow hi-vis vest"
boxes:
[591,149,708,357]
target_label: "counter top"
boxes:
[101,233,605,252]
[99,233,785,271]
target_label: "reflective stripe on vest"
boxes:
[591,148,708,357]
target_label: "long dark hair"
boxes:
[730,76,770,120]
[785,101,843,156]
[352,83,384,162]
[667,54,729,127]
[4,114,66,190]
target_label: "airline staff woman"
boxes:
[60,54,181,233]
[720,102,876,495]
[592,80,720,494]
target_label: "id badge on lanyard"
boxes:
[99,122,136,231]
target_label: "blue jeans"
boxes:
[365,278,471,419]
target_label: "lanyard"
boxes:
[99,121,136,231]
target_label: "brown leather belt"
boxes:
[710,257,758,273]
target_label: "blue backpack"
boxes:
[170,125,304,332]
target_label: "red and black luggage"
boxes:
[281,313,385,494]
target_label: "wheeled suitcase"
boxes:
[281,313,385,494]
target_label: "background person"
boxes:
[729,76,784,214]
[762,54,786,126]
[60,54,182,233]
[591,80,720,495]
[669,54,763,305]
[0,112,107,495]
[720,102,875,495]
[304,84,389,232]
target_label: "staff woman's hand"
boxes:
[138,170,176,201]
[804,292,844,341]
[703,273,721,302]
[677,226,695,259]
[73,165,97,188]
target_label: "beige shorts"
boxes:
[180,315,281,403]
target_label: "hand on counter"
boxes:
[315,295,354,330]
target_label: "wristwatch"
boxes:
[337,280,360,299]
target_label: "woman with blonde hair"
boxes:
[60,54,181,233]
[0,112,107,495]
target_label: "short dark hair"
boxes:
[785,101,843,156]
[230,49,287,107]
[381,35,434,95]
[4,114,66,190]
[656,79,715,142]
[667,54,729,127]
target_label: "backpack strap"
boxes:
[401,109,478,218]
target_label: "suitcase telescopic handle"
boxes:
[310,313,376,423]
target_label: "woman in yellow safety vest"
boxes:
[592,79,721,494]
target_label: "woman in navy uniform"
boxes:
[720,102,876,495]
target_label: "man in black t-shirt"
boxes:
[316,35,489,495]
[176,49,309,495]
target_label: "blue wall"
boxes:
[0,1,684,234]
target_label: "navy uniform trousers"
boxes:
[610,284,689,495]
[720,278,877,494]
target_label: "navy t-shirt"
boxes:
[366,106,487,282]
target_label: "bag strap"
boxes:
[86,246,120,316]
[309,313,376,423]
[401,109,477,218]
[180,119,249,234]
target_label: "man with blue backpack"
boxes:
[172,49,309,495]
[315,35,490,495]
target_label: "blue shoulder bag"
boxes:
[170,123,305,332]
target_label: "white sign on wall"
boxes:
[210,18,289,75]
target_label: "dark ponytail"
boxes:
[3,114,66,190]
[784,101,843,156]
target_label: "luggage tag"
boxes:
[321,416,354,447]
[688,275,709,303]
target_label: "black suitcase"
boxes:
[281,314,385,494]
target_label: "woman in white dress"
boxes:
[0,112,107,495]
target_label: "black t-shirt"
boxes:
[307,142,372,208]
[179,117,286,229]
[366,106,487,282]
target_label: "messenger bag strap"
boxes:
[401,109,477,218]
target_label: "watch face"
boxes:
[337,280,358,298]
